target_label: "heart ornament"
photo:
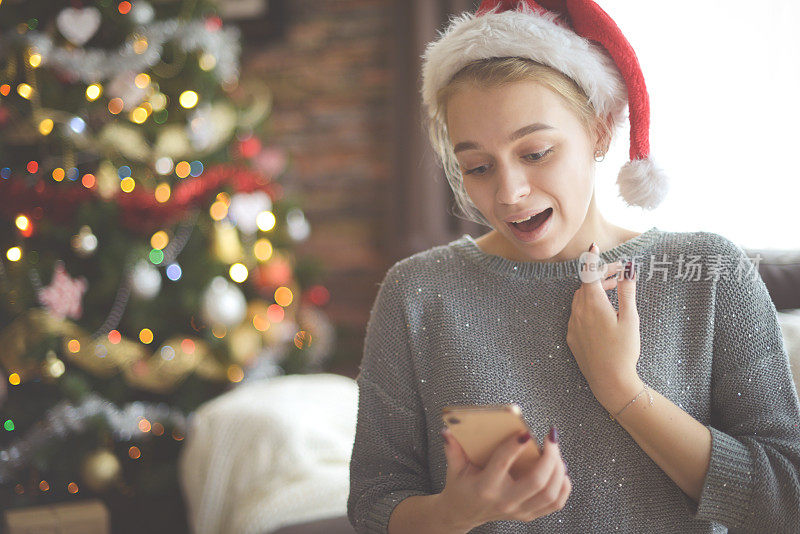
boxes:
[56,7,102,47]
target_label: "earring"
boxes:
[594,149,605,162]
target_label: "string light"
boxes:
[8,373,20,386]
[120,177,135,193]
[229,263,248,283]
[154,183,171,202]
[0,84,10,96]
[138,418,151,432]
[227,365,244,383]
[130,107,148,124]
[26,160,38,173]
[139,328,153,344]
[175,161,190,178]
[68,339,80,353]
[107,330,121,344]
[86,83,102,101]
[128,446,141,459]
[16,83,32,99]
[81,173,96,188]
[52,168,65,181]
[254,239,273,261]
[134,73,150,89]
[133,36,148,54]
[198,53,216,71]
[209,201,227,221]
[178,90,198,109]
[256,211,276,232]
[274,286,293,307]
[6,247,22,261]
[108,98,124,114]
[118,2,132,15]
[150,230,169,250]
[149,249,164,264]
[38,118,53,135]
[67,482,79,494]
[28,51,42,68]
[15,215,30,231]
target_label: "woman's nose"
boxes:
[495,162,531,204]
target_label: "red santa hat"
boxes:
[421,0,669,210]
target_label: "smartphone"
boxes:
[441,403,541,479]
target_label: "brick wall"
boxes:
[241,0,397,379]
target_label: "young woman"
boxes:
[347,2,800,532]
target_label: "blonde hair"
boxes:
[423,57,617,227]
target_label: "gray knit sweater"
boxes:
[347,226,800,533]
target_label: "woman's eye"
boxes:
[463,148,552,176]
[523,148,553,162]
[464,164,489,176]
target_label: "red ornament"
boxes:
[237,136,262,159]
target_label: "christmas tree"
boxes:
[0,0,334,529]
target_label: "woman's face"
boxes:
[446,80,599,262]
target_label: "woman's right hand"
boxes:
[437,427,571,529]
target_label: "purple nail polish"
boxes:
[548,426,559,444]
[624,260,634,280]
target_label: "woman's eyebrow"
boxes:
[453,122,555,154]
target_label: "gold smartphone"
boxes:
[441,403,541,479]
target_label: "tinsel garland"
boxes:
[17,18,241,85]
[0,392,188,485]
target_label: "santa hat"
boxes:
[421,0,669,210]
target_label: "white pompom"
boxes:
[616,157,670,210]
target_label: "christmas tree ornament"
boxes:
[41,350,66,380]
[286,207,310,242]
[228,190,272,235]
[227,324,261,366]
[201,276,247,327]
[71,225,98,258]
[130,1,156,25]
[212,220,245,264]
[420,0,669,210]
[187,102,237,153]
[37,261,88,320]
[130,259,162,300]
[81,448,122,492]
[56,7,102,47]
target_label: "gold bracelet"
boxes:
[609,382,653,421]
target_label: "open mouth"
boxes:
[509,207,553,233]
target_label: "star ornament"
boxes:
[38,261,89,320]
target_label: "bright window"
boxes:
[594,1,799,249]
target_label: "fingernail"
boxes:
[518,432,531,444]
[548,426,559,444]
[588,242,596,252]
[624,260,634,280]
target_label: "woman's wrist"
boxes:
[431,491,477,533]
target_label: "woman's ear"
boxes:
[592,114,613,154]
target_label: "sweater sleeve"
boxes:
[686,236,800,533]
[347,264,433,533]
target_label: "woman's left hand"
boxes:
[566,242,641,408]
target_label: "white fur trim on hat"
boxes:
[420,3,628,126]
[616,157,669,210]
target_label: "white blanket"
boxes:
[179,373,358,534]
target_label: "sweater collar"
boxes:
[452,226,663,279]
